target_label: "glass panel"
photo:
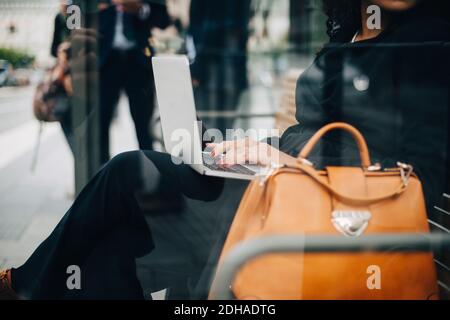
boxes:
[0,0,448,301]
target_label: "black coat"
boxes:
[51,13,70,57]
[280,17,450,213]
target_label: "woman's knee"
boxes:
[106,151,165,193]
[108,151,142,170]
[104,151,146,185]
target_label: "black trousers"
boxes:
[100,50,155,163]
[11,151,248,299]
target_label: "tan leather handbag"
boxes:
[210,122,438,300]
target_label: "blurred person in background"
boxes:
[98,0,171,163]
[52,42,74,152]
[33,41,74,153]
[187,0,251,134]
[51,0,72,58]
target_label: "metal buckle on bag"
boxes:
[397,162,413,187]
[331,210,372,237]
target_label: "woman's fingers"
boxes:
[208,140,238,157]
[208,138,257,157]
[219,148,247,166]
[208,139,276,166]
[219,145,268,166]
[206,142,225,157]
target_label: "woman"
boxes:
[51,0,71,58]
[53,42,74,153]
[33,41,74,153]
[1,0,449,299]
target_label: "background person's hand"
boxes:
[112,0,143,14]
[97,2,110,11]
[192,78,200,87]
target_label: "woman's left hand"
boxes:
[207,138,296,167]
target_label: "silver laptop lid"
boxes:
[152,55,204,170]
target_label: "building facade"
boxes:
[0,0,59,66]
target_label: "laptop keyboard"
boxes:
[202,153,256,176]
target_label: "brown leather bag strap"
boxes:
[292,163,408,206]
[298,122,372,169]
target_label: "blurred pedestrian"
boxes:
[51,0,72,58]
[98,0,171,163]
[33,42,73,152]
[188,0,251,134]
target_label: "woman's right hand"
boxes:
[207,138,297,167]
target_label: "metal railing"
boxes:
[210,233,450,300]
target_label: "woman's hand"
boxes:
[207,138,297,167]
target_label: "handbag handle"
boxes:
[292,162,408,206]
[298,122,372,169]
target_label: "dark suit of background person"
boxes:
[188,0,251,134]
[98,0,170,163]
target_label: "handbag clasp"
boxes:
[332,210,372,237]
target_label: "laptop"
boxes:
[152,55,267,180]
